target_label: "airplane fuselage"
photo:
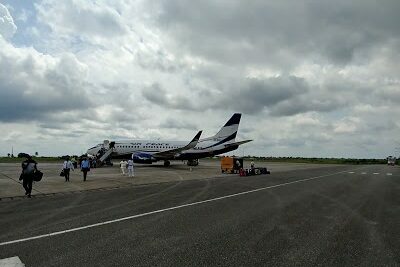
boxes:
[88,138,239,161]
[87,113,251,165]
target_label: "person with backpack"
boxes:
[19,155,37,198]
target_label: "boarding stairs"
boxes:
[97,140,115,166]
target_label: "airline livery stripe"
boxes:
[203,131,237,149]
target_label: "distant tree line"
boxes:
[236,156,393,165]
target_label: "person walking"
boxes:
[62,156,74,182]
[80,156,90,181]
[127,158,134,177]
[71,157,77,168]
[19,155,37,198]
[120,159,127,175]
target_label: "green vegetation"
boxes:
[212,156,395,165]
[0,157,63,163]
[241,156,391,165]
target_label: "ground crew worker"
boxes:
[19,155,37,198]
[250,161,255,175]
[120,160,127,175]
[127,159,134,177]
[236,159,241,168]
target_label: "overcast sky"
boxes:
[0,0,399,158]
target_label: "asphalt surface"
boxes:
[0,164,398,266]
[0,160,335,199]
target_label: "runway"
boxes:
[0,164,398,266]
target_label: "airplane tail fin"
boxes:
[212,113,241,142]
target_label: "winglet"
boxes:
[186,130,202,149]
[152,130,202,159]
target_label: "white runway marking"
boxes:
[361,172,367,174]
[373,173,379,175]
[0,168,363,247]
[348,172,355,174]
[387,173,392,176]
[0,256,25,267]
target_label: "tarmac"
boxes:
[0,159,334,200]
[0,161,398,266]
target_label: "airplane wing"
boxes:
[223,140,252,148]
[152,130,203,159]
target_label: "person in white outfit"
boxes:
[62,156,74,182]
[127,159,134,177]
[120,160,127,175]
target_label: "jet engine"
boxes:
[132,152,155,164]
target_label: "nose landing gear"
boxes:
[187,159,199,166]
[164,160,171,167]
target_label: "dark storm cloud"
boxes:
[207,75,309,115]
[142,83,196,111]
[224,76,309,114]
[142,83,168,105]
[187,73,359,116]
[0,81,92,122]
[0,49,93,122]
[157,0,400,66]
[268,96,346,117]
[142,75,352,116]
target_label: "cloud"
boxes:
[142,83,196,111]
[0,38,93,122]
[16,8,32,23]
[334,117,360,134]
[0,3,17,39]
[35,0,126,39]
[0,1,399,158]
[156,0,400,67]
[159,118,197,130]
[190,74,349,117]
[3,131,23,142]
[214,75,309,115]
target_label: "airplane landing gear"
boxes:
[164,160,171,167]
[187,159,199,166]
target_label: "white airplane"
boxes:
[87,113,252,166]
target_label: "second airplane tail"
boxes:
[212,113,241,142]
